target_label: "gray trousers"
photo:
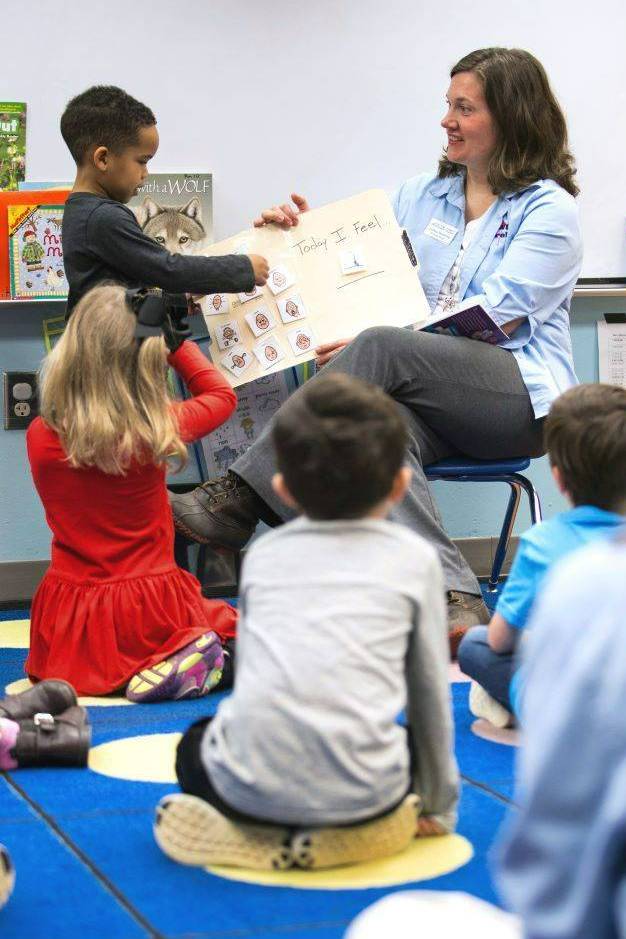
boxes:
[233,326,545,594]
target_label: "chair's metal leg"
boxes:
[512,473,543,525]
[489,482,522,592]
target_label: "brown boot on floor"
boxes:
[0,679,77,722]
[11,706,91,767]
[447,591,490,659]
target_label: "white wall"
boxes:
[2,0,625,563]
[13,0,626,276]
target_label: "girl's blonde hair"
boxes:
[39,283,187,475]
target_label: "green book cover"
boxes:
[0,103,26,191]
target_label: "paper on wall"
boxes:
[199,370,293,477]
[597,321,626,387]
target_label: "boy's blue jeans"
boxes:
[458,626,516,712]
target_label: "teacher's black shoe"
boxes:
[0,679,77,723]
[447,591,490,660]
[169,472,277,549]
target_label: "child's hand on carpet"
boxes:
[416,816,446,837]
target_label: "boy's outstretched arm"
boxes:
[87,201,261,295]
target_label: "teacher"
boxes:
[171,47,582,646]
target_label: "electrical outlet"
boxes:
[3,371,39,430]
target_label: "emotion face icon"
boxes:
[286,300,299,318]
[295,333,310,350]
[222,326,236,341]
[232,353,246,369]
[271,271,286,289]
[212,295,223,311]
[264,345,278,362]
[255,312,270,331]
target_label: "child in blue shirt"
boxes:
[458,383,626,726]
[497,531,626,938]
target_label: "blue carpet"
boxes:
[0,590,516,938]
[0,775,147,939]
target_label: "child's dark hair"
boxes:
[272,373,407,520]
[60,86,156,164]
[544,384,626,511]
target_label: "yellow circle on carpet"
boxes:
[89,732,181,782]
[4,677,134,708]
[0,620,30,648]
[207,834,473,890]
[87,732,473,888]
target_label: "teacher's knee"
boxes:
[352,325,405,351]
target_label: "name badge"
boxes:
[423,218,458,245]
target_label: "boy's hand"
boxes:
[249,254,269,286]
[253,193,310,229]
[315,338,353,368]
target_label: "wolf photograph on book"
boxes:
[133,195,208,256]
[129,172,212,257]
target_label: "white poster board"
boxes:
[200,189,430,386]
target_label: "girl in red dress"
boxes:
[25,284,238,702]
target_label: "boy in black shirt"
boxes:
[60,86,268,316]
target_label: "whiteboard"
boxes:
[11,0,626,279]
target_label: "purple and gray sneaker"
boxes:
[126,632,224,703]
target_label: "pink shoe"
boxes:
[126,632,224,703]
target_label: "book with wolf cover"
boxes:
[0,189,70,300]
[128,173,213,261]
[418,296,509,345]
[8,204,68,299]
[0,103,26,192]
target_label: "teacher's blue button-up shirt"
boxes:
[392,173,583,418]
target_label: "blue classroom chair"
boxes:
[425,457,542,592]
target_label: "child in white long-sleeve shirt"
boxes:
[155,372,459,871]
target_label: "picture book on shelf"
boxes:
[8,204,68,299]
[128,172,213,254]
[0,103,26,191]
[0,188,70,299]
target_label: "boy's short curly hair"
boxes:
[544,383,626,511]
[272,372,407,520]
[60,86,156,164]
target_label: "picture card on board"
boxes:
[287,324,316,356]
[221,346,253,378]
[244,306,276,337]
[277,293,307,323]
[215,320,241,350]
[253,337,287,369]
[205,293,231,316]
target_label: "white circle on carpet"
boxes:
[88,732,474,889]
[89,732,181,782]
[207,834,474,890]
[0,620,30,648]
[4,677,134,708]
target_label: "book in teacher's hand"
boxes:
[419,296,509,345]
